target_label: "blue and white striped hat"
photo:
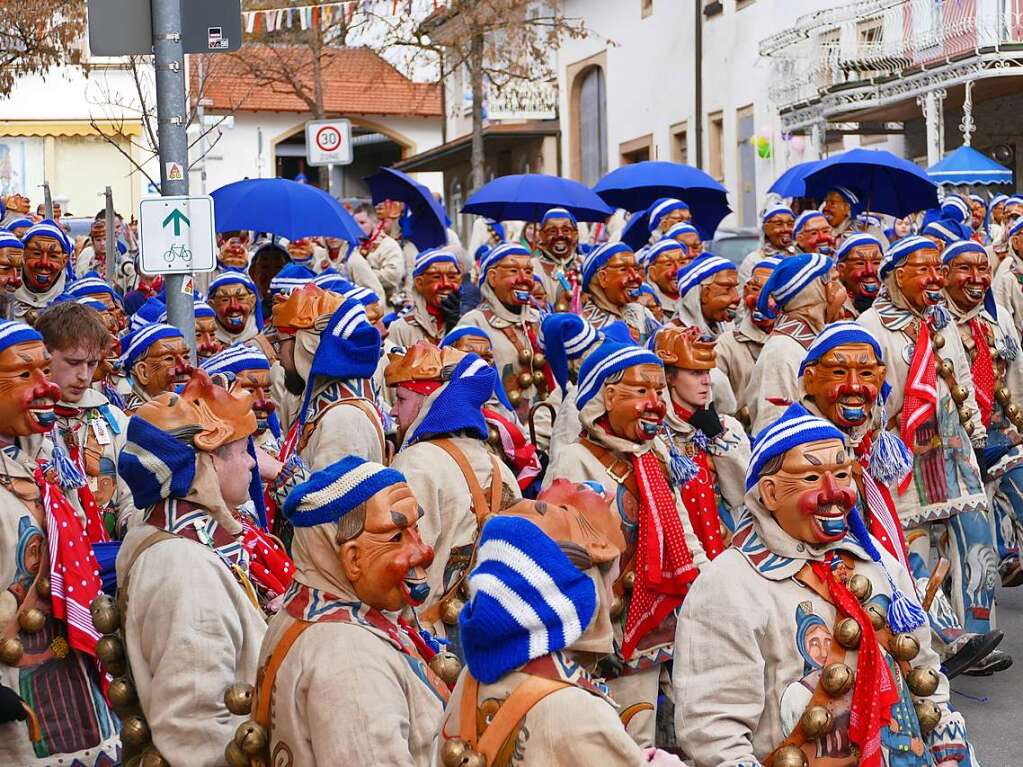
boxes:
[200,344,271,376]
[575,340,662,410]
[343,285,381,307]
[793,211,827,237]
[879,235,937,278]
[797,321,883,376]
[1008,216,1023,239]
[921,219,971,245]
[756,253,833,318]
[940,239,987,265]
[644,238,687,271]
[2,217,33,233]
[830,186,860,208]
[119,416,197,509]
[762,203,794,225]
[193,300,216,320]
[412,248,461,277]
[990,194,1009,210]
[0,232,24,250]
[835,233,883,262]
[676,254,735,298]
[746,403,845,490]
[209,270,263,329]
[459,514,597,684]
[283,455,406,529]
[664,222,700,241]
[753,256,783,273]
[478,242,530,283]
[541,207,577,226]
[128,296,167,332]
[22,219,71,254]
[66,273,121,304]
[269,262,316,297]
[120,322,184,371]
[312,271,355,294]
[647,198,689,233]
[581,241,632,291]
[0,321,42,353]
[940,195,971,224]
[538,313,599,394]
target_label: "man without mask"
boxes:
[675,404,976,767]
[531,208,581,312]
[738,204,796,283]
[835,233,884,317]
[15,221,71,325]
[353,202,405,308]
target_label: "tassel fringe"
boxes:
[666,438,699,488]
[48,426,87,490]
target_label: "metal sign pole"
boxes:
[151,0,196,356]
[42,182,53,219]
[104,187,116,285]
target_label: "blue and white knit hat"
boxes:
[753,256,783,273]
[644,238,688,270]
[22,219,71,254]
[581,241,632,291]
[0,320,42,353]
[990,193,1008,211]
[921,218,971,245]
[282,455,406,528]
[66,272,122,304]
[541,207,577,226]
[829,186,861,211]
[1008,216,1023,240]
[120,322,184,371]
[798,321,883,376]
[200,344,271,376]
[647,198,689,233]
[835,233,883,262]
[440,327,518,412]
[575,340,662,410]
[459,515,597,684]
[762,203,794,225]
[746,403,845,491]
[407,353,495,445]
[2,216,32,232]
[208,270,263,329]
[756,253,833,319]
[538,313,599,394]
[879,235,937,278]
[128,296,167,332]
[118,417,197,509]
[0,232,24,250]
[194,300,216,320]
[413,248,461,277]
[676,254,735,298]
[793,211,827,237]
[940,239,987,265]
[312,270,355,294]
[478,242,530,283]
[664,222,699,241]
[343,285,381,307]
[269,262,316,297]
[940,195,971,224]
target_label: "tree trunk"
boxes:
[469,30,485,192]
[311,26,326,121]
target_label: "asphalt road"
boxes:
[952,584,1023,764]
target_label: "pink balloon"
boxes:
[757,124,774,140]
[789,135,806,152]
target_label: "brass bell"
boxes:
[847,574,872,602]
[35,575,50,597]
[18,607,45,634]
[428,651,462,686]
[937,358,954,378]
[460,751,487,767]
[772,744,808,767]
[486,425,501,446]
[996,386,1012,406]
[517,371,534,389]
[108,676,138,710]
[950,384,968,404]
[890,632,920,662]
[224,683,254,716]
[932,333,945,350]
[90,596,121,635]
[865,603,886,632]
[121,715,152,748]
[610,595,625,619]
[224,741,249,767]
[507,389,522,406]
[533,353,546,368]
[1007,403,1022,422]
[235,720,268,756]
[518,348,533,364]
[963,419,976,436]
[799,705,833,738]
[833,617,861,649]
[906,666,940,697]
[532,370,546,386]
[555,301,570,313]
[440,597,465,626]
[914,700,942,735]
[96,634,125,667]
[440,738,470,767]
[0,636,24,666]
[623,571,636,591]
[820,662,854,696]
[139,747,170,767]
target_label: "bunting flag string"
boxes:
[241,0,443,34]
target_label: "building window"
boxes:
[703,0,723,17]
[576,66,608,186]
[671,122,688,163]
[708,111,724,181]
[641,0,653,18]
[620,134,653,165]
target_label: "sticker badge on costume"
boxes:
[92,419,112,446]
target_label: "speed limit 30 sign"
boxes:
[305,119,353,166]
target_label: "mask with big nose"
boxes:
[602,363,668,443]
[802,342,885,429]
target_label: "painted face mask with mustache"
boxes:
[486,254,534,309]
[944,250,991,313]
[894,247,945,313]
[0,341,60,436]
[837,243,883,312]
[602,363,668,443]
[744,266,776,332]
[795,217,835,256]
[23,236,68,292]
[210,284,257,335]
[802,343,885,429]
[759,438,858,544]
[132,337,194,397]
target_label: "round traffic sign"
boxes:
[315,125,342,152]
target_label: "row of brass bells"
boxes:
[890,632,920,662]
[96,634,126,676]
[517,348,546,368]
[772,744,808,767]
[914,700,942,735]
[440,596,465,626]
[996,386,1012,407]
[440,738,487,767]
[931,331,945,350]
[36,575,50,597]
[799,704,833,738]
[833,617,861,649]
[906,666,940,697]
[949,384,968,405]
[610,595,625,619]
[429,650,462,686]
[224,683,254,716]
[91,594,121,635]
[936,358,954,378]
[820,662,854,696]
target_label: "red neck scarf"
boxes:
[968,317,995,428]
[672,404,725,559]
[810,556,898,767]
[898,320,937,493]
[853,435,910,571]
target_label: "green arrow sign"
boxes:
[162,208,190,236]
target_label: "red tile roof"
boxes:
[195,45,441,118]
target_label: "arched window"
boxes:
[576,67,607,186]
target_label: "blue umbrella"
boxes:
[364,167,448,250]
[211,178,364,244]
[592,161,731,239]
[620,211,650,251]
[928,145,1012,186]
[768,160,821,198]
[802,148,939,218]
[461,174,612,223]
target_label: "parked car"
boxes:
[708,226,759,265]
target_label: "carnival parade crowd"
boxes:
[0,173,1016,767]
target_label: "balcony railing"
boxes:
[761,0,1023,110]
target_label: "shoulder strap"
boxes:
[459,674,569,764]
[252,618,314,729]
[432,438,502,527]
[115,528,178,630]
[298,397,386,460]
[578,435,639,501]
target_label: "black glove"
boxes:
[689,403,724,440]
[0,684,26,724]
[439,289,462,333]
[974,446,989,484]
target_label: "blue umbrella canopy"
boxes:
[211,178,364,244]
[462,174,613,223]
[802,148,939,218]
[927,145,1012,186]
[620,211,649,251]
[364,167,448,250]
[592,161,730,239]
[768,160,821,199]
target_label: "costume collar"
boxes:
[406,291,445,340]
[479,281,540,327]
[771,314,819,349]
[734,312,771,345]
[15,272,67,307]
